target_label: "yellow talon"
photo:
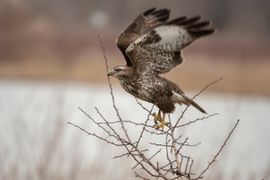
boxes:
[152,112,160,125]
[154,121,170,129]
[151,110,170,129]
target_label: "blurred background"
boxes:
[0,0,270,179]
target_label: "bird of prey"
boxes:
[108,8,215,129]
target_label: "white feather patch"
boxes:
[171,90,186,104]
[153,25,193,50]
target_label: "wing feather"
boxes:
[126,16,215,75]
[116,8,170,66]
[168,16,215,38]
[126,26,184,75]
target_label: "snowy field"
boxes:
[0,80,269,180]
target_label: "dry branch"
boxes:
[195,119,240,179]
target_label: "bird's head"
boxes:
[107,65,133,80]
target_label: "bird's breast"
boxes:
[120,78,155,102]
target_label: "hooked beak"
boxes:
[107,69,114,76]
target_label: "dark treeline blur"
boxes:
[0,0,269,62]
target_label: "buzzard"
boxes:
[108,8,215,128]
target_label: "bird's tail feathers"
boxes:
[172,92,207,114]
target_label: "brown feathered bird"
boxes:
[108,8,215,128]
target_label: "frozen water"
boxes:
[0,80,269,179]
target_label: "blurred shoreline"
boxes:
[1,48,269,97]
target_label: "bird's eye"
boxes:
[115,68,121,72]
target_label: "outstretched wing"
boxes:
[116,8,170,66]
[125,16,215,75]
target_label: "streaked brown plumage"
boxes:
[108,8,215,119]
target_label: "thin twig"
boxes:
[170,123,181,175]
[113,148,148,159]
[67,121,122,146]
[173,78,223,130]
[135,105,154,148]
[135,98,152,113]
[176,113,219,128]
[195,119,240,179]
[97,34,131,142]
[135,172,151,180]
[192,77,224,100]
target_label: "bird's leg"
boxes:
[152,109,161,125]
[156,112,170,129]
[152,110,170,129]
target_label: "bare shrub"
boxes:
[68,36,240,180]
